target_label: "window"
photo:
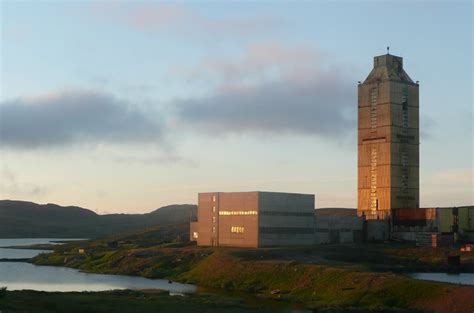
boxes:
[219,210,258,216]
[212,216,216,223]
[370,147,378,211]
[212,206,216,213]
[370,88,378,130]
[402,103,408,128]
[231,226,244,234]
[212,226,216,233]
[402,88,409,129]
[192,232,199,239]
[212,195,216,202]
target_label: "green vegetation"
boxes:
[0,287,6,299]
[0,289,280,313]
[31,233,474,313]
[180,250,446,311]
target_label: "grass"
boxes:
[29,236,474,312]
[179,250,445,310]
[0,289,281,313]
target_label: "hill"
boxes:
[315,208,357,217]
[0,200,196,239]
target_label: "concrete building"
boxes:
[391,206,474,244]
[190,191,315,248]
[314,209,364,244]
[358,52,420,219]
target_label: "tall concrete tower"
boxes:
[358,52,419,219]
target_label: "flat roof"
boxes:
[198,191,314,196]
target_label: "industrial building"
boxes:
[190,191,315,248]
[188,51,473,249]
[358,52,420,219]
[391,206,474,246]
[314,209,364,244]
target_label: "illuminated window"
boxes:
[212,226,216,233]
[212,216,216,223]
[212,206,216,213]
[219,211,258,216]
[231,226,245,234]
[212,195,216,202]
[192,232,199,239]
[370,88,378,130]
[370,147,378,211]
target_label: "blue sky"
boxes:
[1,1,472,213]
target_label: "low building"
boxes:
[190,191,315,248]
[391,206,474,243]
[314,208,364,244]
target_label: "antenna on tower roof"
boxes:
[387,46,390,54]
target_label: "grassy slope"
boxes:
[181,250,444,310]
[31,239,474,312]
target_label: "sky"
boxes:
[1,0,472,214]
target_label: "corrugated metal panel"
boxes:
[459,206,474,231]
[437,208,454,233]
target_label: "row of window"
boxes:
[370,88,378,130]
[219,210,258,216]
[370,146,378,211]
[231,226,245,234]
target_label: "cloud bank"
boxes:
[0,90,162,149]
[175,43,356,137]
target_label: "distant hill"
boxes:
[0,200,196,239]
[315,208,357,217]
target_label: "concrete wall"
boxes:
[195,193,218,246]
[217,192,259,248]
[190,221,198,242]
[366,219,390,241]
[194,191,315,248]
[314,214,364,244]
[258,192,315,247]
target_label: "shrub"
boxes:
[0,286,7,298]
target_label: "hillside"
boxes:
[0,200,196,239]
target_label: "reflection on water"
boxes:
[0,248,49,259]
[0,238,85,259]
[0,238,85,247]
[0,262,197,293]
[0,239,196,293]
[0,239,313,312]
[411,272,474,285]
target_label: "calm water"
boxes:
[0,238,84,259]
[410,273,474,285]
[0,262,196,293]
[0,239,196,294]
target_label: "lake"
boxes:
[410,272,474,286]
[1,239,473,294]
[0,238,196,294]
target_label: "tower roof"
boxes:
[363,53,414,84]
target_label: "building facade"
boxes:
[190,191,315,248]
[358,53,420,219]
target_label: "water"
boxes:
[0,238,84,259]
[0,239,196,294]
[0,262,196,293]
[411,273,474,285]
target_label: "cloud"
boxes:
[175,43,356,137]
[0,167,47,198]
[90,2,283,37]
[0,90,162,149]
